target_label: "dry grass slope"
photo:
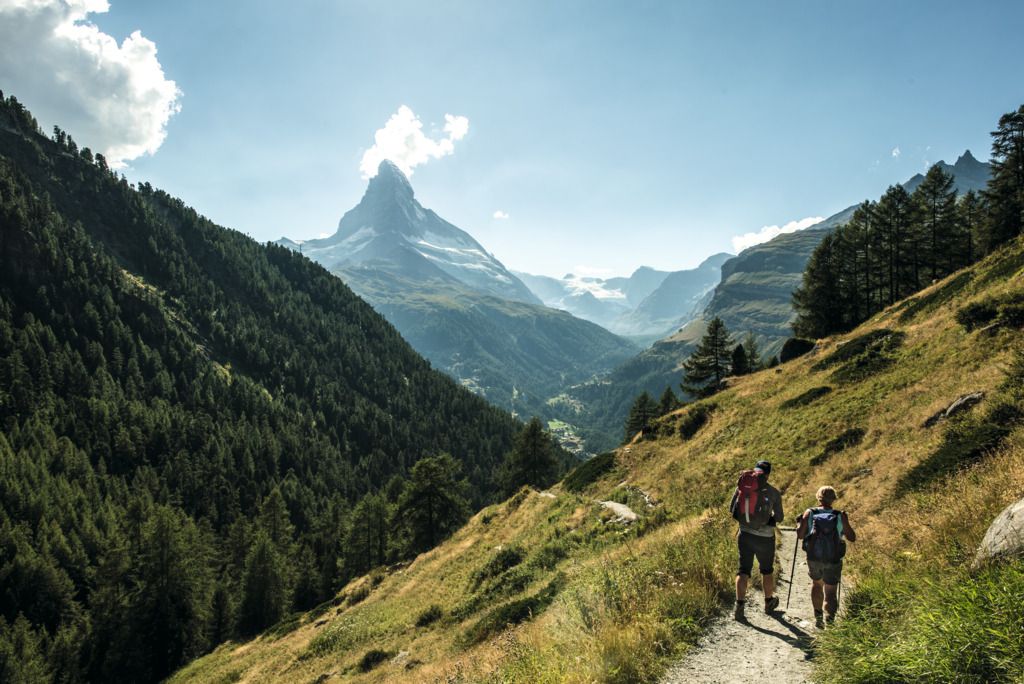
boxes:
[171,236,1024,684]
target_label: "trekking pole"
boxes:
[785,530,799,611]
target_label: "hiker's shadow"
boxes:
[736,613,816,659]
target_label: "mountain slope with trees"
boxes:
[0,92,529,682]
[170,192,1024,684]
[278,162,638,443]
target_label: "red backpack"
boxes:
[731,469,772,528]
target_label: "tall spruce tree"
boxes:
[498,417,560,493]
[681,317,733,397]
[912,164,959,280]
[958,190,985,263]
[624,391,657,442]
[658,386,680,416]
[984,104,1024,251]
[743,332,763,372]
[397,454,469,554]
[238,530,291,635]
[792,233,846,338]
[731,344,749,376]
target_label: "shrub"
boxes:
[956,300,999,331]
[780,337,815,363]
[562,451,615,493]
[529,538,571,570]
[461,574,565,645]
[780,386,832,409]
[358,649,391,672]
[347,584,370,606]
[812,329,900,371]
[415,604,443,627]
[471,545,525,588]
[810,427,866,466]
[679,403,716,440]
[813,330,905,384]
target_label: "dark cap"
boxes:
[755,460,772,476]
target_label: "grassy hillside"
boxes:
[172,233,1024,681]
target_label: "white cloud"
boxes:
[492,210,509,220]
[0,0,181,168]
[891,146,901,158]
[731,216,824,253]
[360,105,469,178]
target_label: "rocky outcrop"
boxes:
[923,391,985,428]
[975,496,1024,565]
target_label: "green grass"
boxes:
[815,560,1024,683]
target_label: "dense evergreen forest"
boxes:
[0,93,532,682]
[792,105,1024,338]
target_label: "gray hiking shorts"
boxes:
[808,559,843,585]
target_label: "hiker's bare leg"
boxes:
[735,573,748,601]
[811,579,824,612]
[762,572,775,599]
[824,583,838,616]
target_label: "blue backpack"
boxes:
[802,508,846,562]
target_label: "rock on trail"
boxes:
[661,528,817,684]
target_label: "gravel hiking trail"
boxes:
[661,528,818,684]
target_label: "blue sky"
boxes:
[3,1,1022,277]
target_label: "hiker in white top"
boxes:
[797,485,856,628]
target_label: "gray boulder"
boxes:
[975,496,1024,566]
[923,391,985,428]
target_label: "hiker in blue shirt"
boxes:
[797,485,856,628]
[731,460,785,619]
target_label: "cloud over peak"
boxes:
[0,0,181,168]
[360,105,469,179]
[731,216,824,253]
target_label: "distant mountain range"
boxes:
[703,149,992,356]
[515,253,730,341]
[279,161,637,449]
[565,150,993,451]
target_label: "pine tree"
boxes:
[498,417,560,493]
[238,530,291,635]
[657,386,680,416]
[792,233,846,338]
[958,190,985,263]
[397,454,470,554]
[0,615,51,684]
[731,344,749,376]
[682,317,733,397]
[624,391,657,442]
[912,164,958,280]
[983,105,1024,252]
[129,506,212,681]
[743,332,762,372]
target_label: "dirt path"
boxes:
[661,528,817,684]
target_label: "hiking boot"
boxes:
[814,611,825,629]
[734,600,745,620]
[825,612,836,626]
[764,596,780,614]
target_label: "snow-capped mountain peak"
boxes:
[277,160,539,304]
